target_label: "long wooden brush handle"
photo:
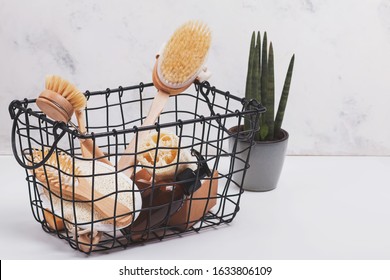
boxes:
[117,91,170,178]
[74,110,112,166]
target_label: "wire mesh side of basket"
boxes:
[9,81,264,253]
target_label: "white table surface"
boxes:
[1,155,389,260]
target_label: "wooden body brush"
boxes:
[36,76,111,166]
[118,20,212,178]
[31,149,132,228]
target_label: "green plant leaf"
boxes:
[251,39,260,104]
[260,32,268,137]
[257,31,261,86]
[265,43,275,140]
[255,31,261,103]
[274,54,295,138]
[244,32,256,131]
[249,35,261,136]
[255,32,262,140]
[245,31,256,100]
[259,124,269,141]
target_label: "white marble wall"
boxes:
[1,0,389,155]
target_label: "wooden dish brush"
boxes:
[36,75,111,165]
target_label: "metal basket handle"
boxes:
[10,102,67,170]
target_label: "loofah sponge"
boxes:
[137,130,195,181]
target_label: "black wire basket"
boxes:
[9,81,265,254]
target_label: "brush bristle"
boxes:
[32,148,81,175]
[31,148,81,186]
[45,75,86,110]
[159,20,211,87]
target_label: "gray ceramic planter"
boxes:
[228,125,289,192]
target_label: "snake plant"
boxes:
[244,31,295,141]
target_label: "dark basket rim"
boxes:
[9,81,266,139]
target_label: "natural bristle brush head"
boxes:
[154,20,211,94]
[30,148,81,187]
[36,75,87,123]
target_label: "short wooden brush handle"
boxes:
[71,178,132,227]
[79,138,112,166]
[75,111,112,166]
